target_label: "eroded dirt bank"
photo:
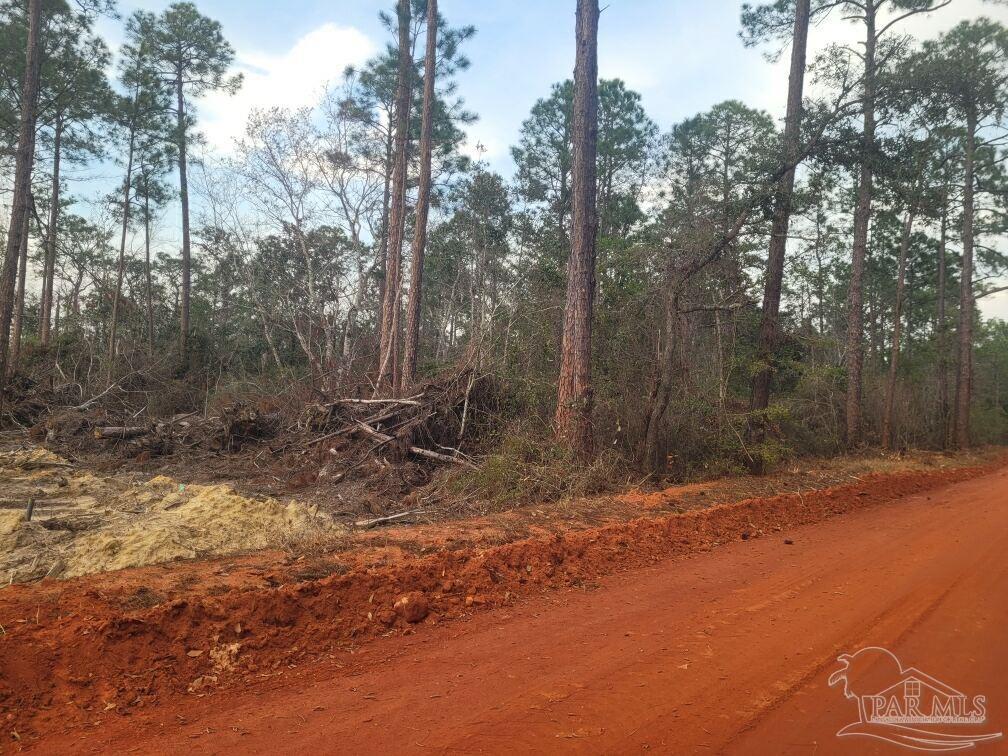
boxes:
[45,462,1008,755]
[2,455,1005,748]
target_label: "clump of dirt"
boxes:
[0,447,344,583]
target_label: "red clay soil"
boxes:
[2,459,1006,752]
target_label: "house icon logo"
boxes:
[829,647,1002,751]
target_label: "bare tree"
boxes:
[191,155,284,370]
[236,108,346,387]
[317,84,386,372]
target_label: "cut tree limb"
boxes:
[331,397,422,407]
[354,510,424,529]
[93,426,147,440]
[355,421,477,468]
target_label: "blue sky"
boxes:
[91,0,1007,316]
[99,0,1002,168]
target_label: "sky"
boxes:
[86,0,1008,319]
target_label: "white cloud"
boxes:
[981,288,1008,322]
[459,129,505,164]
[197,23,375,151]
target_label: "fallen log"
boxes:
[355,421,477,468]
[354,510,424,528]
[410,446,476,467]
[332,396,423,408]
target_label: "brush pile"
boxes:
[18,366,486,476]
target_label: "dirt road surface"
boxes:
[34,466,1008,754]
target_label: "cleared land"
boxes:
[1,449,1005,752]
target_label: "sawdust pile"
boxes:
[0,448,343,583]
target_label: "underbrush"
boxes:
[445,423,629,510]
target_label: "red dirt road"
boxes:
[29,466,1008,754]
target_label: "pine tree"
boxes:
[149,2,240,358]
[0,0,41,394]
[555,0,599,456]
[743,0,812,441]
[917,20,1008,448]
[402,0,438,391]
[377,0,412,392]
[108,11,172,375]
[838,0,950,446]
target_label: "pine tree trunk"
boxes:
[402,0,437,392]
[750,0,810,428]
[144,182,154,358]
[955,110,977,449]
[39,118,62,346]
[176,73,192,357]
[936,196,950,448]
[9,213,30,368]
[376,124,393,325]
[108,101,138,379]
[844,8,877,446]
[555,0,599,456]
[881,208,916,450]
[0,0,42,393]
[377,0,412,393]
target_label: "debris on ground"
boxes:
[6,367,490,525]
[0,447,342,583]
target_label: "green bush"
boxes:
[448,422,624,508]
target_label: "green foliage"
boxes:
[512,78,657,244]
[149,3,242,100]
[449,424,622,508]
[7,0,1008,488]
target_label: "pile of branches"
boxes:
[32,401,279,458]
[296,367,483,482]
[24,364,489,483]
[2,374,81,428]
